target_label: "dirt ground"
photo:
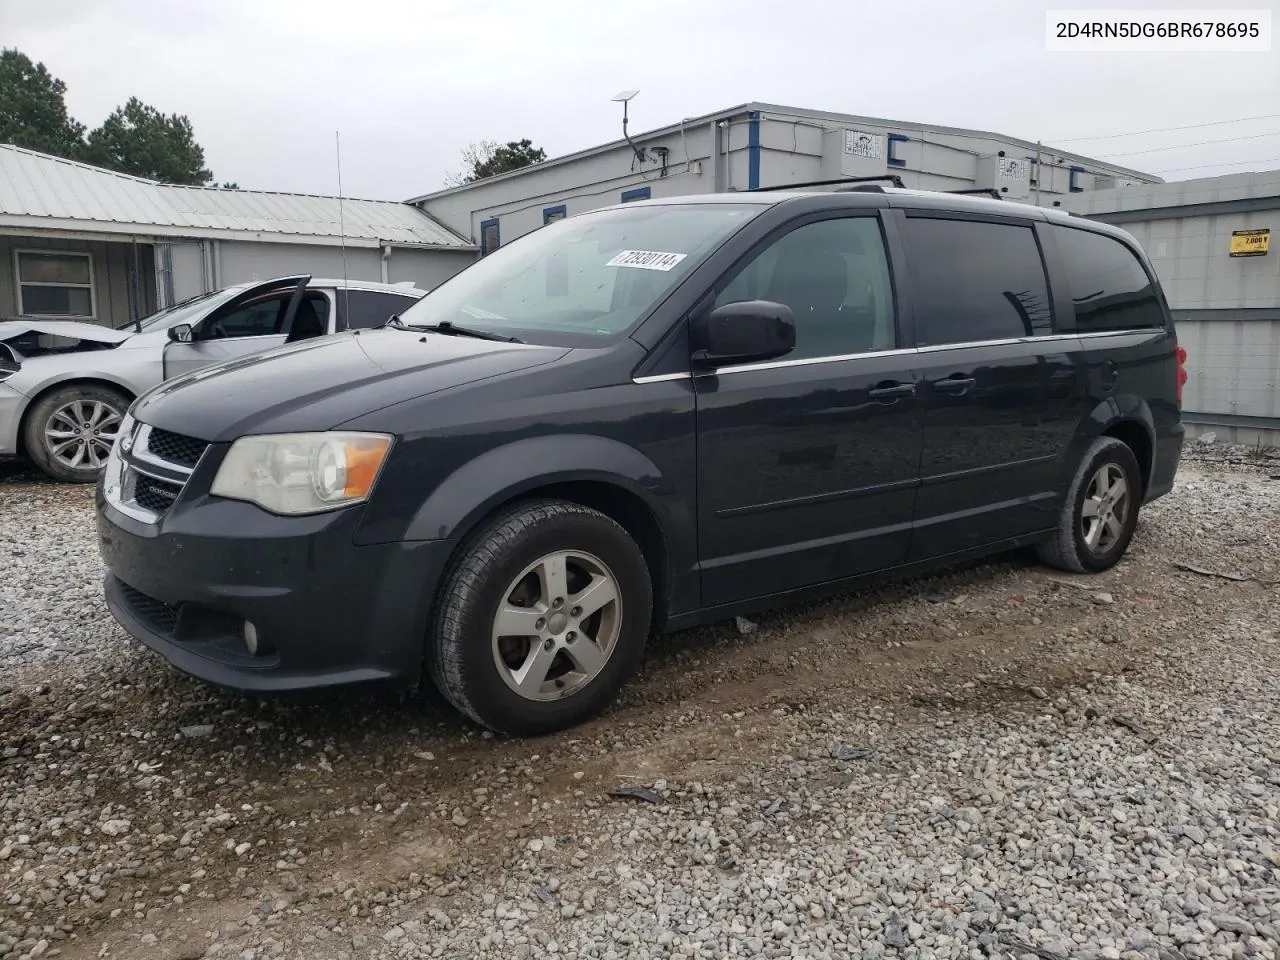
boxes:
[1,455,1278,960]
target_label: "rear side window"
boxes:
[1050,225,1165,332]
[342,290,418,329]
[904,217,1053,346]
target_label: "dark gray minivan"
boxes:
[96,186,1185,735]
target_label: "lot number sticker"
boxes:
[607,250,687,271]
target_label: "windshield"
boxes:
[118,287,243,332]
[394,203,762,345]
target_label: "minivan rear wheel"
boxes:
[427,499,652,736]
[1037,436,1143,574]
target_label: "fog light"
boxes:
[244,621,260,656]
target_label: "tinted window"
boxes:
[905,218,1052,346]
[205,292,328,338]
[342,290,418,329]
[716,217,896,359]
[207,297,284,338]
[1051,225,1165,332]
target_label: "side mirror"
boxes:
[691,300,795,368]
[168,323,194,343]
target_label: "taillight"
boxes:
[1175,343,1188,404]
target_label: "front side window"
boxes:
[207,297,284,338]
[904,217,1053,346]
[203,293,328,339]
[395,203,762,346]
[16,250,94,317]
[715,216,896,360]
[1050,225,1165,332]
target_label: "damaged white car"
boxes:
[0,275,425,482]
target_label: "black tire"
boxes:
[1037,437,1143,574]
[427,499,652,736]
[23,383,131,484]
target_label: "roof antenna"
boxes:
[611,89,645,169]
[335,130,350,319]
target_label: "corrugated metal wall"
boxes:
[1065,174,1280,445]
[1123,214,1280,312]
[1179,317,1280,419]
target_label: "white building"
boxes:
[410,101,1160,253]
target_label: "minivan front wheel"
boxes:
[1038,436,1143,573]
[428,499,652,735]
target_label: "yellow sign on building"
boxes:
[1229,228,1270,257]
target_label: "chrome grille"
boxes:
[105,419,202,523]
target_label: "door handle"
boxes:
[868,382,916,402]
[932,375,976,394]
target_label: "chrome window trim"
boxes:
[714,347,917,376]
[1075,327,1164,339]
[627,327,1159,383]
[632,372,692,384]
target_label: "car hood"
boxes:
[132,328,569,443]
[0,318,132,350]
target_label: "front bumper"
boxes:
[0,384,25,456]
[96,487,454,692]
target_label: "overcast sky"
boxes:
[3,0,1278,200]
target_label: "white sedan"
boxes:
[0,275,424,482]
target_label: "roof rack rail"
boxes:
[751,174,905,192]
[946,188,1004,200]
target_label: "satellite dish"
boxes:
[610,89,644,164]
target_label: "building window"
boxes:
[620,186,650,203]
[480,218,500,256]
[15,250,95,317]
[543,205,567,225]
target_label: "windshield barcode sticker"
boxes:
[607,250,687,272]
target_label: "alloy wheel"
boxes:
[1080,462,1130,554]
[490,549,623,702]
[44,399,123,471]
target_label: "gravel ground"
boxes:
[1,452,1277,960]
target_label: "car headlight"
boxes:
[210,432,393,515]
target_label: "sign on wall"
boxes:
[843,130,883,160]
[1229,228,1270,257]
[998,157,1030,181]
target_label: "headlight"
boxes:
[0,343,19,383]
[210,432,393,515]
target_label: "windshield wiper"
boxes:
[415,320,523,343]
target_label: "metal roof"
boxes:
[0,145,472,249]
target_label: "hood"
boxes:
[132,328,568,442]
[0,319,132,354]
